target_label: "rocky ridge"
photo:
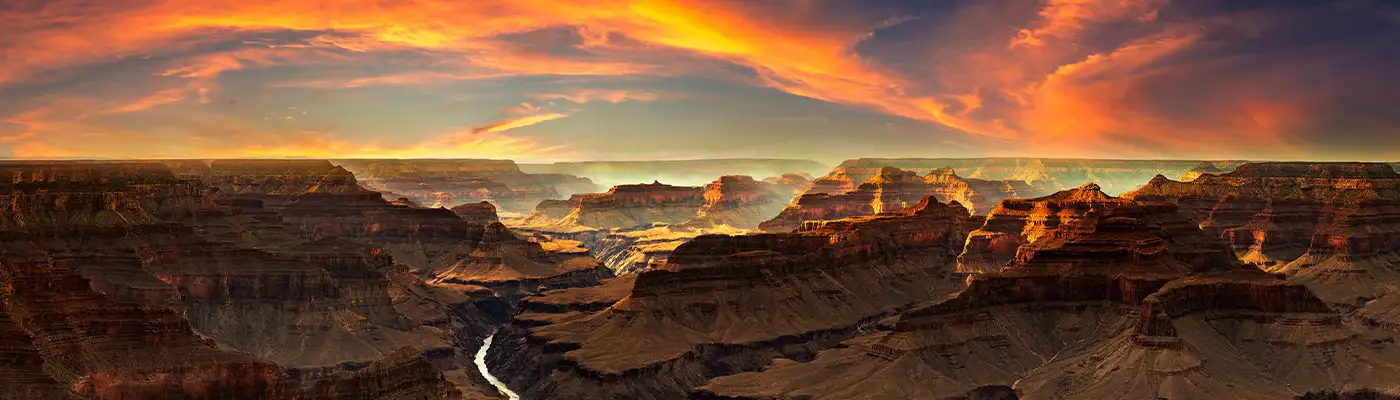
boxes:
[485,195,977,399]
[759,166,1052,232]
[698,188,1400,400]
[1125,162,1400,306]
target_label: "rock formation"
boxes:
[522,181,706,230]
[426,222,613,299]
[822,158,1254,195]
[518,159,830,188]
[512,175,809,274]
[334,159,599,213]
[684,175,806,229]
[760,166,1051,232]
[0,160,576,398]
[956,183,1131,274]
[698,191,1400,400]
[1125,162,1400,306]
[450,201,500,224]
[485,195,977,399]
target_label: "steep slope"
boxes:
[956,183,1131,274]
[512,176,807,274]
[761,167,1051,232]
[684,175,808,229]
[700,193,1400,400]
[485,196,976,399]
[1125,162,1400,306]
[0,161,508,398]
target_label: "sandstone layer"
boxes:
[1125,162,1400,306]
[760,166,1051,232]
[486,195,977,399]
[0,161,540,398]
[699,190,1400,400]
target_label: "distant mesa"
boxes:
[758,165,1053,232]
[517,158,830,188]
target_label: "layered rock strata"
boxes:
[760,167,1050,232]
[486,196,976,399]
[1125,162,1400,305]
[450,201,500,224]
[699,193,1400,400]
[0,161,527,398]
[956,183,1130,274]
[821,158,1250,195]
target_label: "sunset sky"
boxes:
[1,0,1397,163]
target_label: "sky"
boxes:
[1,0,1397,164]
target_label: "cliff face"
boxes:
[0,160,531,398]
[334,159,600,213]
[426,222,613,298]
[551,182,706,230]
[760,166,1051,232]
[827,157,1232,195]
[953,183,1130,274]
[1125,162,1400,306]
[699,196,1400,400]
[0,253,293,399]
[486,195,976,399]
[300,347,466,400]
[449,201,500,224]
[684,175,805,230]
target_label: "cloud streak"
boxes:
[0,0,1396,160]
[472,113,570,135]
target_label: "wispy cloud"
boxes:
[472,113,570,134]
[529,89,680,104]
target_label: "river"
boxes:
[473,332,521,400]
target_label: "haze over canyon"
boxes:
[3,0,1400,399]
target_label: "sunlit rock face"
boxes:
[760,166,1052,233]
[450,201,500,224]
[1125,162,1400,306]
[486,196,977,399]
[509,174,810,275]
[334,159,599,213]
[955,183,1132,274]
[824,157,1246,195]
[697,191,1400,400]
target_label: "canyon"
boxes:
[0,160,608,399]
[759,166,1054,232]
[5,158,1400,399]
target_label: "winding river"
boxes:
[474,332,521,400]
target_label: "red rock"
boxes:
[450,201,500,224]
[1125,162,1400,305]
[760,166,1051,232]
[486,195,975,399]
[0,253,294,399]
[300,347,466,400]
[956,183,1130,274]
[699,196,1392,400]
[684,175,803,229]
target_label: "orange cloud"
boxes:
[530,89,676,104]
[472,113,570,135]
[0,0,1369,159]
